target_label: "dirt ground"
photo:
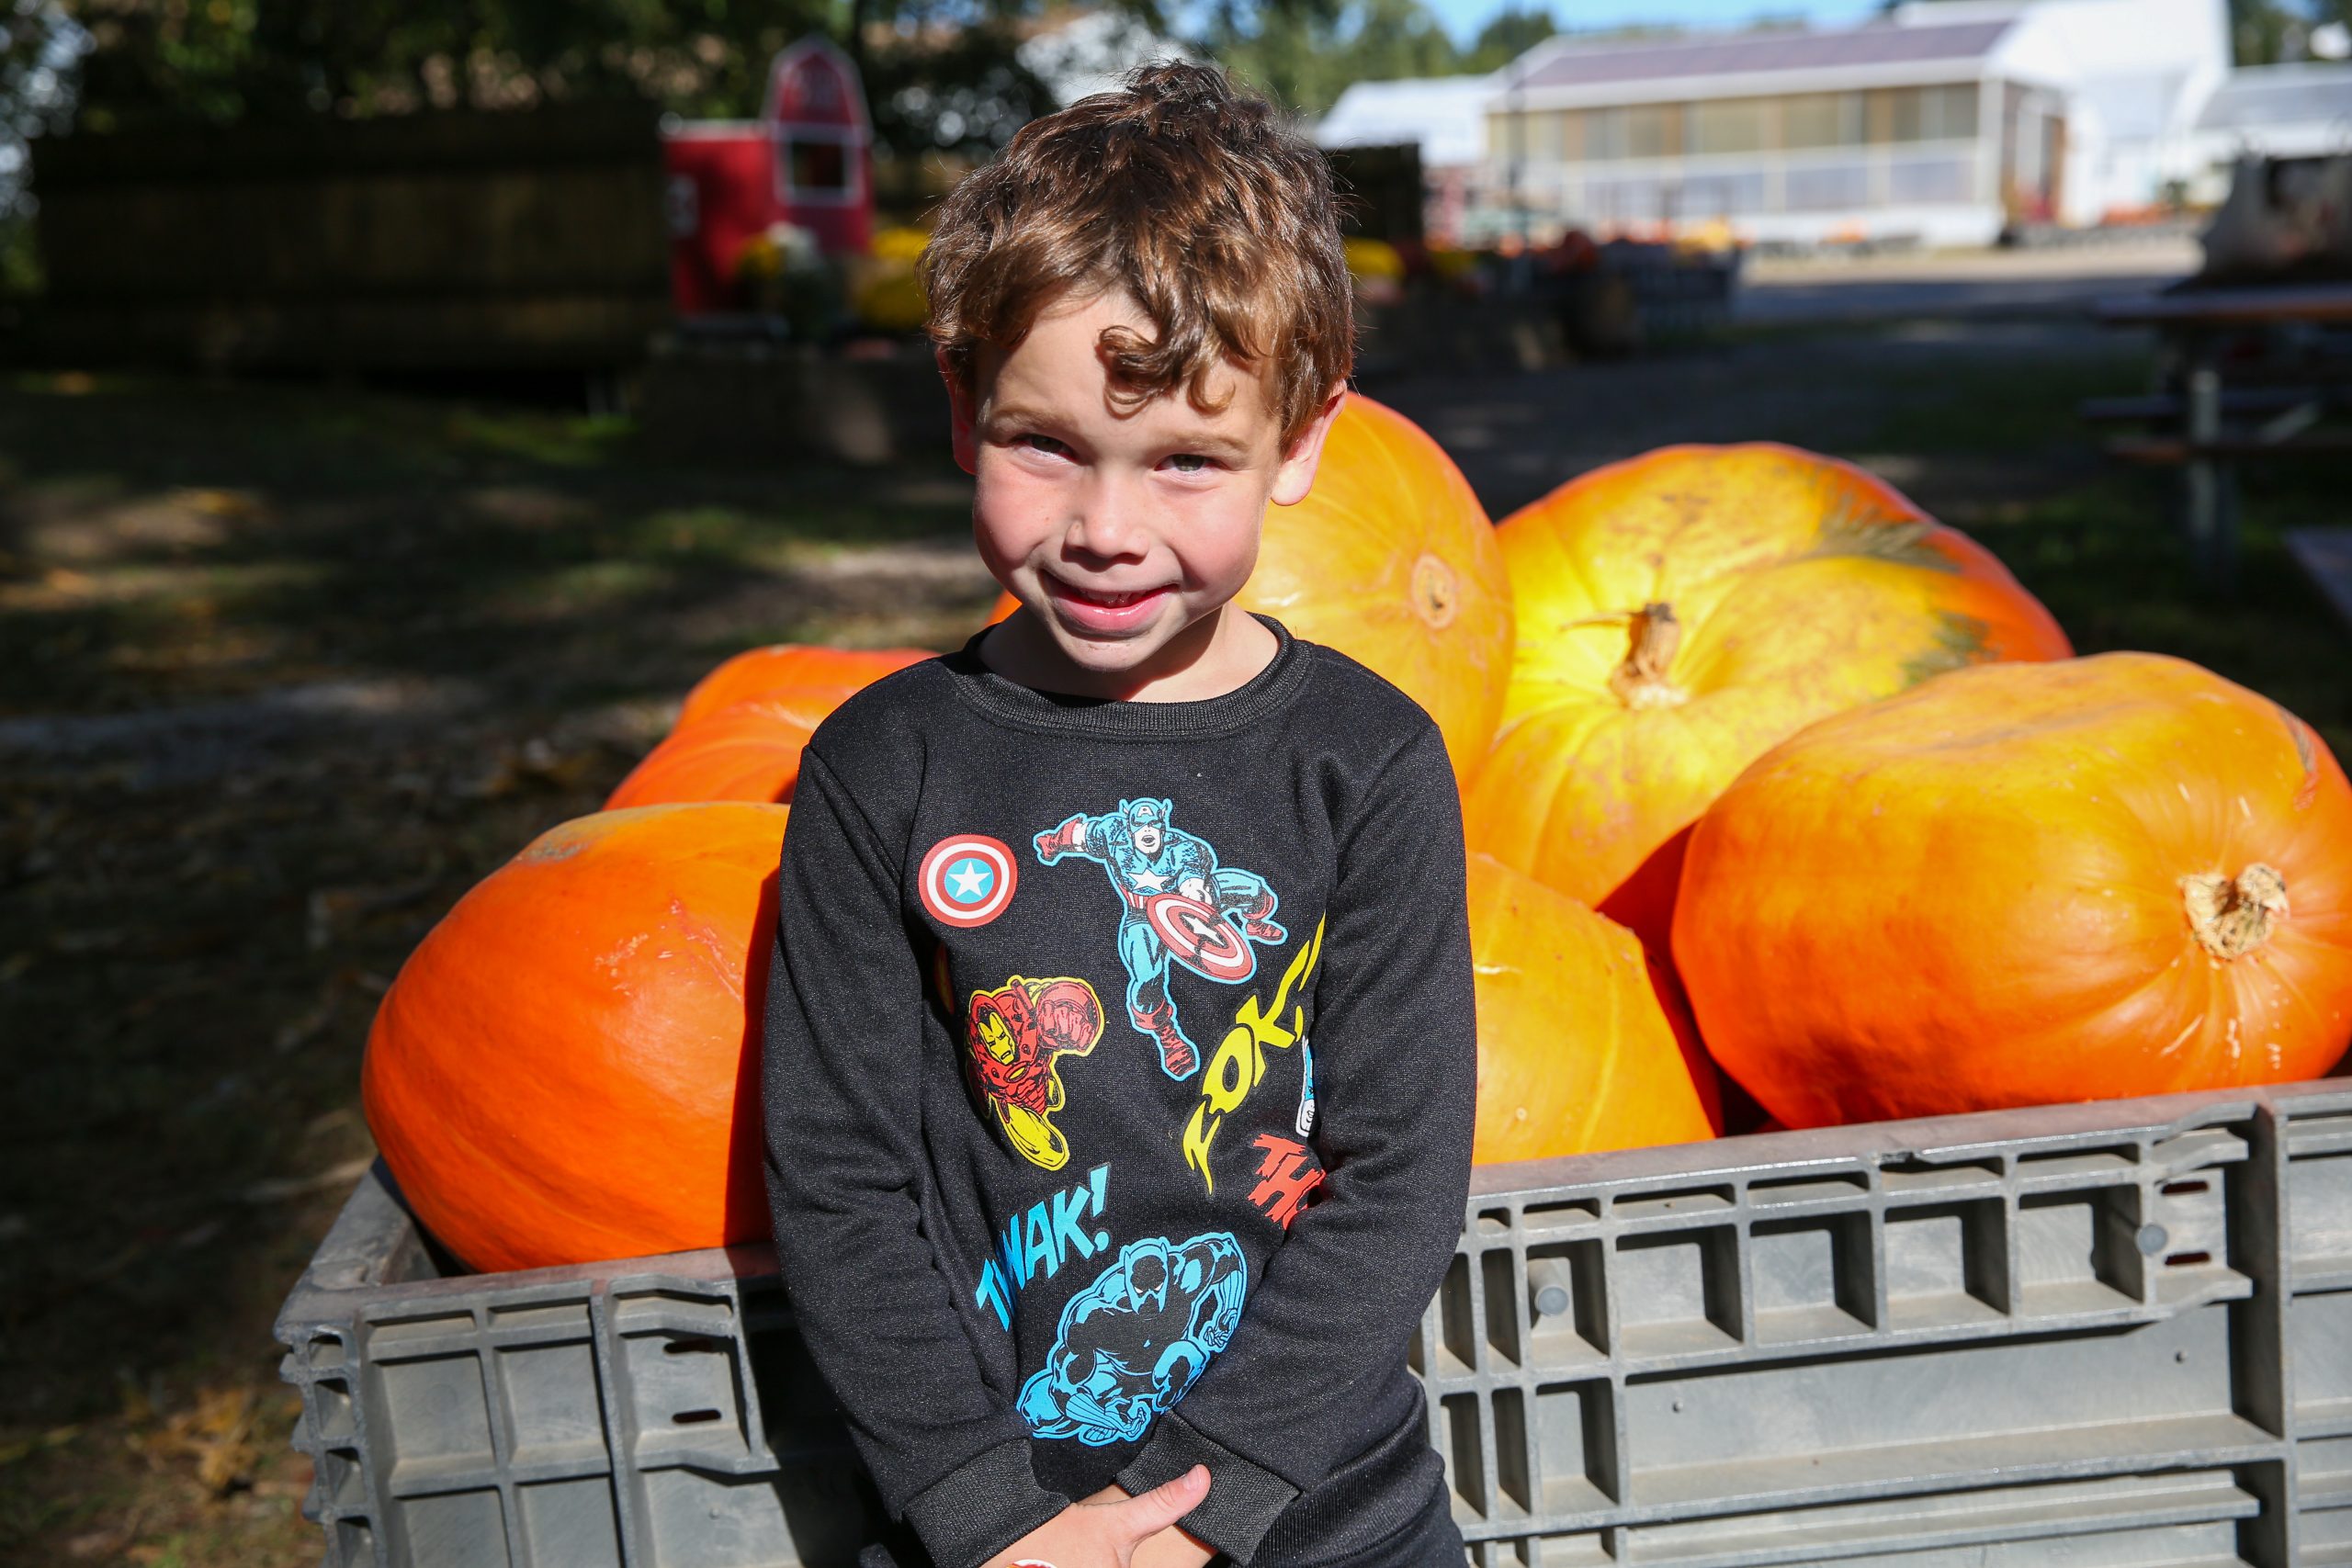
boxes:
[2,308,2346,1565]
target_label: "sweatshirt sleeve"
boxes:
[1117,722,1477,1562]
[763,748,1067,1568]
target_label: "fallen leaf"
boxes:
[238,1156,373,1204]
[181,489,265,522]
[305,865,442,953]
[117,1367,161,1425]
[304,1107,360,1140]
[0,1424,78,1467]
[66,1527,128,1560]
[127,1385,266,1496]
[51,928,125,955]
[171,1218,226,1252]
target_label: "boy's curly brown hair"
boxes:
[920,61,1353,448]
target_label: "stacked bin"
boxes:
[277,1079,2352,1567]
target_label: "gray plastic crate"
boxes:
[276,1079,2352,1568]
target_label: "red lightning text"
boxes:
[1248,1134,1325,1230]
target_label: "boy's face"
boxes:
[945,288,1340,699]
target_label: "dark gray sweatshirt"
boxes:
[760,617,1476,1568]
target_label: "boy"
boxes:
[762,62,1476,1568]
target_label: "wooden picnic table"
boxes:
[2286,527,2352,631]
[2094,282,2352,329]
[2091,279,2352,592]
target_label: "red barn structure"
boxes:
[662,37,875,316]
[765,38,874,257]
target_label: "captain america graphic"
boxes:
[1033,797,1284,1079]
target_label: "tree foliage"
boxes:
[1464,6,1556,73]
[1208,0,1555,118]
[862,14,1053,160]
[2226,0,2339,61]
[54,0,842,130]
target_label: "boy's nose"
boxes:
[1063,474,1149,559]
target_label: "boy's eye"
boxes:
[1019,434,1070,457]
[1163,454,1213,475]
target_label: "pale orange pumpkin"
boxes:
[675,644,930,732]
[1467,853,1718,1165]
[606,644,930,810]
[606,698,829,809]
[1673,653,2352,1129]
[988,393,1511,784]
[1469,443,2071,953]
[361,804,789,1271]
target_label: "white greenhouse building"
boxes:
[1320,0,2244,248]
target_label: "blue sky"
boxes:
[1423,0,1887,43]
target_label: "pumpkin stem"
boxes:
[2181,863,2289,960]
[1608,602,1688,709]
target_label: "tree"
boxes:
[2228,0,2306,61]
[50,0,844,130]
[1464,6,1555,73]
[1,1,80,289]
[1208,0,1464,118]
[863,17,1055,161]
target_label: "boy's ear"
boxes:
[1268,382,1349,507]
[938,348,979,477]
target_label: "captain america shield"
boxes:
[919,834,1018,929]
[1146,892,1256,983]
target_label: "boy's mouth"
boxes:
[1047,577,1170,612]
[1042,575,1175,636]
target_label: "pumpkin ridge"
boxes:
[1576,931,1628,1148]
[2247,934,2324,1032]
[1363,402,1428,536]
[1523,736,1604,889]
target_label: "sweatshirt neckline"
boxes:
[945,614,1312,739]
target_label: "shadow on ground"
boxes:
[0,375,991,1564]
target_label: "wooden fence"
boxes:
[27,103,670,373]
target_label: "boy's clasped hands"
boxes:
[987,1466,1215,1568]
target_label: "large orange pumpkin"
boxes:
[607,699,828,809]
[1467,853,1718,1164]
[988,393,1511,784]
[1674,653,2352,1129]
[607,644,931,810]
[675,644,930,731]
[1469,443,2071,953]
[362,803,789,1271]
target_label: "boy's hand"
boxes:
[1074,1481,1217,1568]
[984,1466,1209,1568]
[1128,1520,1217,1568]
